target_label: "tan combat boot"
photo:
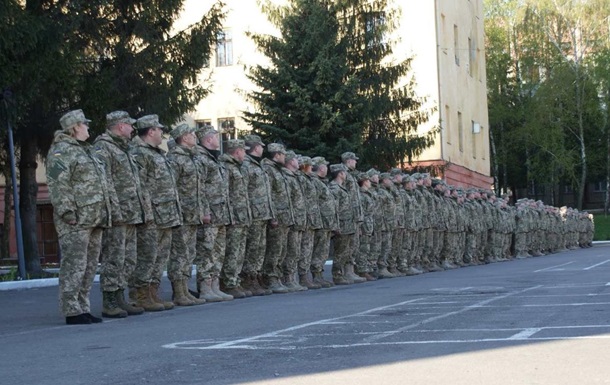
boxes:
[345,264,366,283]
[197,278,224,302]
[116,289,144,315]
[241,273,266,296]
[266,276,289,294]
[135,285,165,312]
[256,274,273,295]
[312,271,333,288]
[299,273,321,289]
[150,282,175,310]
[171,280,195,306]
[183,280,206,305]
[102,291,128,318]
[377,267,395,279]
[219,280,246,299]
[211,276,234,301]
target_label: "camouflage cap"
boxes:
[366,168,380,177]
[106,110,136,128]
[411,172,421,180]
[357,171,370,182]
[136,114,165,131]
[60,109,91,131]
[196,125,218,140]
[299,155,312,166]
[312,156,329,166]
[267,143,287,154]
[225,138,249,151]
[390,168,402,176]
[341,151,359,161]
[243,134,265,147]
[379,172,392,180]
[169,123,195,140]
[285,150,298,162]
[329,164,346,174]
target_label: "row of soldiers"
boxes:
[46,109,594,325]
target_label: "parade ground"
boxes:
[1,244,610,385]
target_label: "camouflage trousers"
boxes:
[58,226,103,317]
[283,227,303,275]
[131,223,157,288]
[356,227,373,274]
[400,231,416,270]
[464,232,477,264]
[332,233,354,277]
[456,232,466,264]
[423,228,434,265]
[369,230,382,272]
[100,224,137,292]
[221,225,247,288]
[477,231,488,260]
[263,225,290,279]
[151,227,172,285]
[441,232,458,263]
[349,225,361,265]
[388,228,404,270]
[311,229,331,273]
[298,229,315,275]
[242,220,268,275]
[195,225,226,281]
[168,224,197,282]
[377,230,392,269]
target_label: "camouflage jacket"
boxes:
[93,131,150,225]
[406,189,423,231]
[241,154,274,222]
[390,183,406,229]
[359,187,375,235]
[412,187,429,229]
[329,181,356,235]
[220,154,252,227]
[370,184,385,233]
[262,158,294,226]
[311,174,338,231]
[194,145,230,226]
[346,168,364,222]
[297,171,323,230]
[380,184,397,232]
[168,144,204,225]
[282,168,307,230]
[46,131,112,233]
[129,136,182,228]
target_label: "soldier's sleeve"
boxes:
[94,143,123,224]
[131,150,154,220]
[46,147,76,222]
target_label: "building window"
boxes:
[195,120,212,129]
[468,37,474,77]
[471,120,477,159]
[458,111,463,152]
[445,105,451,144]
[216,31,233,67]
[593,181,607,192]
[218,117,236,149]
[36,204,59,264]
[454,25,459,66]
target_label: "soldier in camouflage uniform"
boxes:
[297,156,324,289]
[310,157,336,288]
[220,139,253,298]
[47,109,112,325]
[94,111,147,318]
[366,169,383,278]
[194,126,233,302]
[403,175,424,275]
[377,172,397,278]
[281,151,308,291]
[356,172,377,281]
[129,114,181,311]
[329,164,358,285]
[261,143,292,294]
[341,152,366,283]
[240,135,274,296]
[387,169,406,276]
[167,123,206,306]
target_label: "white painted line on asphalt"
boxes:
[583,259,610,271]
[362,285,543,343]
[507,328,541,340]
[163,297,429,350]
[534,261,575,273]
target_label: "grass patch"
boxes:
[594,214,610,241]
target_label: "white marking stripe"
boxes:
[583,259,610,270]
[534,261,574,272]
[507,328,541,340]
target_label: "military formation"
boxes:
[47,109,596,325]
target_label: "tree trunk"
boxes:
[1,167,12,260]
[490,126,499,194]
[19,137,43,276]
[575,72,587,211]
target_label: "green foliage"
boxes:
[593,214,610,241]
[247,0,435,167]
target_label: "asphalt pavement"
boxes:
[2,244,610,385]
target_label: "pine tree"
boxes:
[245,0,363,161]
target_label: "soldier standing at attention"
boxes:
[167,123,206,306]
[356,172,377,281]
[240,135,274,296]
[261,143,293,294]
[94,111,147,318]
[193,126,233,302]
[220,139,253,298]
[47,109,112,325]
[328,164,357,285]
[129,114,181,311]
[309,157,336,288]
[340,152,366,283]
[281,151,308,292]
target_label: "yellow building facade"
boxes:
[177,0,491,188]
